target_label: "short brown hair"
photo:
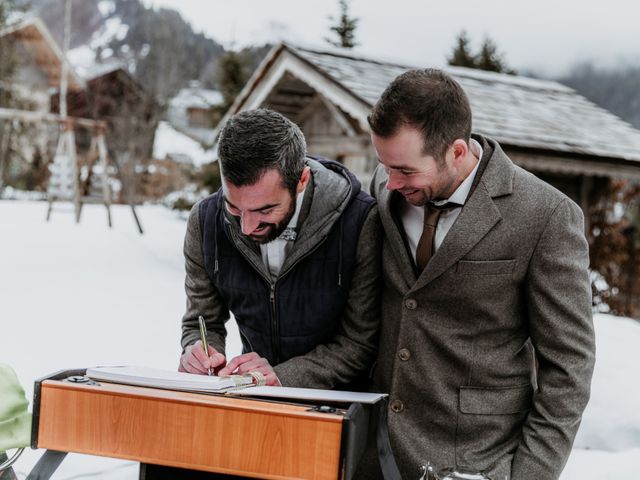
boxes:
[368,68,472,161]
[218,109,306,194]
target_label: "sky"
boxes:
[142,0,640,77]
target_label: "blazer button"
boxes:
[390,399,404,413]
[398,348,411,361]
[405,298,417,310]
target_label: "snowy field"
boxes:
[1,199,639,479]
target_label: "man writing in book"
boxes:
[359,69,595,479]
[178,108,381,390]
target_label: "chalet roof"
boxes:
[226,43,640,165]
[170,84,223,111]
[0,16,85,92]
[81,60,126,81]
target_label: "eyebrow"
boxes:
[378,160,416,171]
[224,197,279,213]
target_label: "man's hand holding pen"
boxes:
[178,341,226,375]
[179,345,281,386]
[179,315,281,386]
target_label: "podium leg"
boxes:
[0,452,18,480]
[26,450,67,480]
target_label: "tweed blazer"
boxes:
[367,135,595,480]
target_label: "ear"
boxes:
[296,166,311,194]
[220,174,230,195]
[451,139,469,165]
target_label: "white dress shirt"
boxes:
[260,188,306,278]
[401,139,483,264]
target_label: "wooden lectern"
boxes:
[29,370,371,480]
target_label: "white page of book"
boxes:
[230,386,387,404]
[86,365,252,392]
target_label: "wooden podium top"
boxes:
[33,375,367,480]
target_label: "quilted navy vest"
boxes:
[199,161,374,366]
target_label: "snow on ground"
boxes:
[1,199,639,479]
[1,200,241,479]
[573,314,640,452]
[563,313,640,479]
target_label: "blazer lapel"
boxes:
[411,137,515,292]
[376,135,515,293]
[412,182,501,291]
[375,173,417,292]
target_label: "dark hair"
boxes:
[368,68,472,161]
[217,109,307,192]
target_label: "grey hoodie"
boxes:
[180,158,382,388]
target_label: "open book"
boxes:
[86,365,387,404]
[86,366,253,393]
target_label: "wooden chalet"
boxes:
[167,82,223,145]
[49,62,161,201]
[0,17,87,190]
[0,16,84,110]
[52,62,157,153]
[217,43,640,219]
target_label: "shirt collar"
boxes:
[432,138,482,207]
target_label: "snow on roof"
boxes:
[66,45,126,80]
[170,85,223,110]
[82,61,127,81]
[66,45,96,71]
[5,11,28,26]
[153,121,215,167]
[288,44,640,162]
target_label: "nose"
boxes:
[240,211,261,235]
[386,171,403,191]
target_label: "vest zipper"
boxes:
[267,237,328,365]
[228,225,329,366]
[269,284,280,365]
[276,236,327,279]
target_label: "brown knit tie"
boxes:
[415,205,441,271]
[415,202,461,270]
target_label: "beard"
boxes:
[248,193,297,244]
[401,165,457,207]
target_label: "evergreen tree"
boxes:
[213,49,249,118]
[326,0,358,49]
[448,31,476,68]
[446,32,516,75]
[475,37,514,74]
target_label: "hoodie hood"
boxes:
[218,156,362,281]
[291,156,360,253]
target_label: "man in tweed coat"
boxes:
[362,69,595,479]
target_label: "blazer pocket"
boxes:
[459,384,533,415]
[456,259,516,275]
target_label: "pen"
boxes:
[198,315,212,376]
